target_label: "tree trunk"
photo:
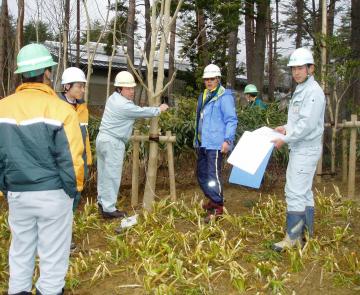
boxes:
[326,0,336,64]
[76,0,80,67]
[0,0,9,98]
[167,17,176,106]
[196,8,209,67]
[252,0,269,97]
[107,0,118,99]
[141,0,151,106]
[226,28,238,89]
[145,0,151,60]
[245,0,255,83]
[143,0,173,210]
[127,0,135,73]
[63,0,70,69]
[272,0,280,98]
[142,0,183,210]
[295,0,304,48]
[13,0,24,92]
[351,0,360,106]
[267,6,274,101]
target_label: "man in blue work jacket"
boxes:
[272,48,325,251]
[194,64,238,222]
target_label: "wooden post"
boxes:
[316,140,323,183]
[166,131,176,201]
[131,130,140,206]
[347,115,357,198]
[342,120,348,183]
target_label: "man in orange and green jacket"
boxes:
[0,44,84,295]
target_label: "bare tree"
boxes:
[168,15,176,105]
[245,0,255,83]
[76,0,81,67]
[125,0,183,210]
[107,0,119,99]
[12,0,25,92]
[0,0,9,98]
[82,0,111,103]
[196,7,209,67]
[63,0,70,70]
[267,6,274,100]
[127,0,136,73]
[351,0,360,106]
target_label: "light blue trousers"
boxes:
[285,147,321,212]
[7,189,73,295]
[96,133,125,213]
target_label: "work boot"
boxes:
[9,292,32,295]
[304,206,314,238]
[204,204,223,223]
[98,203,127,219]
[272,212,305,252]
[201,200,217,211]
[272,233,303,252]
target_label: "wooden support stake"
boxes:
[342,120,348,184]
[131,134,176,143]
[347,115,357,198]
[131,130,140,206]
[166,131,176,201]
[316,137,323,183]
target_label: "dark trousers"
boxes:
[196,148,224,205]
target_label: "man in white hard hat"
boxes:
[194,64,238,223]
[60,68,92,210]
[272,47,325,251]
[60,67,92,250]
[96,71,169,218]
[1,44,84,294]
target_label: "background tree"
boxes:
[350,0,360,107]
[23,21,54,45]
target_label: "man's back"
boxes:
[0,82,84,198]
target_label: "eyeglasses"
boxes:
[204,78,217,82]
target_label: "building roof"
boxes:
[44,40,191,72]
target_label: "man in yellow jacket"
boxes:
[60,67,92,211]
[0,44,84,295]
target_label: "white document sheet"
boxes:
[227,127,285,175]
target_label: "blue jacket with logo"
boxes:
[194,86,238,150]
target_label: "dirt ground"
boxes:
[1,165,359,294]
[68,171,360,295]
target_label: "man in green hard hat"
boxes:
[244,84,267,109]
[0,43,84,295]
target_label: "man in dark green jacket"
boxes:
[0,44,84,295]
[244,84,267,109]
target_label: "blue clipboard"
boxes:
[228,146,273,189]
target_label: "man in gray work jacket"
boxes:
[96,71,168,218]
[272,48,325,251]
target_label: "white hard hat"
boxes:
[61,67,87,84]
[202,64,221,79]
[114,71,136,87]
[287,47,314,67]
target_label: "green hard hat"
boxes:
[14,43,57,78]
[244,84,258,94]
